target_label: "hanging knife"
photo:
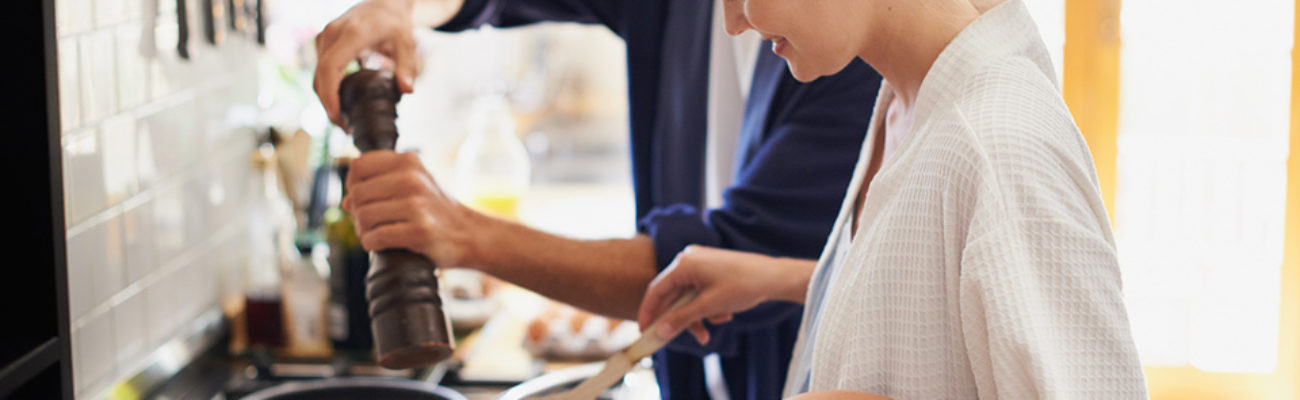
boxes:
[228,0,246,31]
[255,0,265,45]
[176,0,190,59]
[202,0,227,45]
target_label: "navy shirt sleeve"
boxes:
[639,59,881,356]
[437,0,623,33]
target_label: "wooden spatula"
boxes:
[540,290,698,400]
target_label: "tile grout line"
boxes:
[71,217,246,331]
[64,128,254,238]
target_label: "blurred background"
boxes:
[7,0,1298,398]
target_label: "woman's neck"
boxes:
[856,0,984,108]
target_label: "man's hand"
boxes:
[636,246,815,345]
[343,151,487,267]
[314,0,421,127]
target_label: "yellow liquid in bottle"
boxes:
[470,192,521,220]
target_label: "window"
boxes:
[1115,0,1294,373]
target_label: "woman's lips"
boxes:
[771,37,790,56]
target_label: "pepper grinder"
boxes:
[338,69,454,369]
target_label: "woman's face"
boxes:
[725,0,862,82]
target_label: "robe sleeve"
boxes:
[437,0,622,34]
[958,218,1148,399]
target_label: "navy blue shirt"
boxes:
[438,0,881,398]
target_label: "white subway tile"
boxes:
[180,258,211,322]
[145,270,179,346]
[150,19,185,100]
[214,154,251,225]
[151,187,186,265]
[94,217,127,306]
[217,239,247,303]
[95,0,126,27]
[142,100,199,178]
[198,93,231,150]
[58,38,81,132]
[63,129,107,225]
[113,290,148,373]
[79,30,118,124]
[100,115,138,205]
[123,0,145,23]
[185,170,215,240]
[66,224,95,321]
[67,219,123,319]
[122,199,156,284]
[158,0,176,14]
[116,26,149,110]
[135,116,159,190]
[57,0,94,37]
[72,309,115,395]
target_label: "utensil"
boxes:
[176,0,190,59]
[540,290,697,400]
[240,376,467,400]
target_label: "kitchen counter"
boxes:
[134,183,643,399]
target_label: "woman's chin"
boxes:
[788,63,829,83]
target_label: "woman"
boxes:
[637,0,1148,398]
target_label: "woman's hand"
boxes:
[637,246,815,344]
[343,151,488,267]
[314,0,421,127]
[789,390,893,400]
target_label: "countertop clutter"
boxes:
[127,140,643,398]
[127,181,642,399]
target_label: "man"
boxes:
[313,0,881,398]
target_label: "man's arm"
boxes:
[472,220,659,320]
[343,151,659,320]
[314,0,623,127]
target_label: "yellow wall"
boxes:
[1065,0,1300,398]
[1063,0,1120,223]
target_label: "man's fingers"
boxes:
[352,198,425,232]
[315,67,344,126]
[314,28,371,127]
[345,171,429,209]
[346,151,421,185]
[688,322,710,345]
[707,313,733,325]
[385,32,420,93]
[359,223,424,253]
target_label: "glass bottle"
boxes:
[455,87,532,220]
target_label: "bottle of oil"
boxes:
[455,86,532,220]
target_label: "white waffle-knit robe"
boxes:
[783,1,1148,398]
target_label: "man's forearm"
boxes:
[410,0,465,28]
[468,218,660,321]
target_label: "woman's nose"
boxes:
[722,0,752,36]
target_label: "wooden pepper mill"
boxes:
[338,69,454,369]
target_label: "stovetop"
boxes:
[145,348,427,400]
